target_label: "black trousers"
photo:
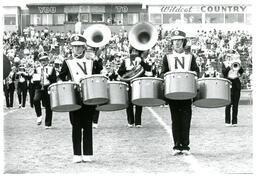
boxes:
[126,84,142,125]
[225,79,241,124]
[17,82,27,107]
[33,86,52,126]
[4,84,15,107]
[28,83,35,108]
[168,100,192,150]
[69,105,96,156]
[92,110,100,124]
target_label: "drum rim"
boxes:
[164,71,197,77]
[107,81,129,86]
[49,81,79,88]
[197,77,231,83]
[131,77,164,83]
[81,74,108,80]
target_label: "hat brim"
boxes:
[39,56,48,60]
[171,36,185,40]
[71,41,86,46]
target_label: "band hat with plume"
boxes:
[70,34,87,46]
[171,30,186,40]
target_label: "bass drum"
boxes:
[48,82,81,112]
[194,78,231,108]
[131,77,165,106]
[164,71,197,100]
[80,75,109,105]
[96,81,129,111]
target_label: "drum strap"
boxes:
[43,66,53,85]
[125,58,134,69]
[166,52,192,71]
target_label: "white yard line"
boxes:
[146,107,217,174]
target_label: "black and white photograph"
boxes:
[1,0,255,176]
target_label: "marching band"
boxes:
[3,22,247,163]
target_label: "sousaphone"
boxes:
[83,24,111,48]
[128,22,158,51]
[120,22,158,82]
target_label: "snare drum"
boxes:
[48,81,81,112]
[164,71,197,100]
[96,81,129,111]
[80,75,109,105]
[194,78,231,108]
[131,77,165,106]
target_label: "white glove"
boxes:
[126,65,134,71]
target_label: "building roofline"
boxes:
[26,2,143,7]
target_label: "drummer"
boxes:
[118,47,152,128]
[160,30,199,156]
[58,34,103,163]
[33,52,57,128]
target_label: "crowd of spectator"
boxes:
[3,25,253,89]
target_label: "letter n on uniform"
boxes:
[77,62,87,75]
[174,57,185,69]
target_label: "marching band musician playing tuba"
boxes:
[33,52,57,128]
[118,47,153,128]
[222,50,244,127]
[58,34,103,163]
[160,30,199,156]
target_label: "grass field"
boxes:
[3,103,253,174]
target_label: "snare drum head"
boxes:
[108,81,128,86]
[82,74,108,81]
[198,77,231,84]
[131,77,163,83]
[164,71,197,77]
[49,81,79,89]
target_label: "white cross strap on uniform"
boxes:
[43,66,53,86]
[166,51,192,71]
[66,58,93,84]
